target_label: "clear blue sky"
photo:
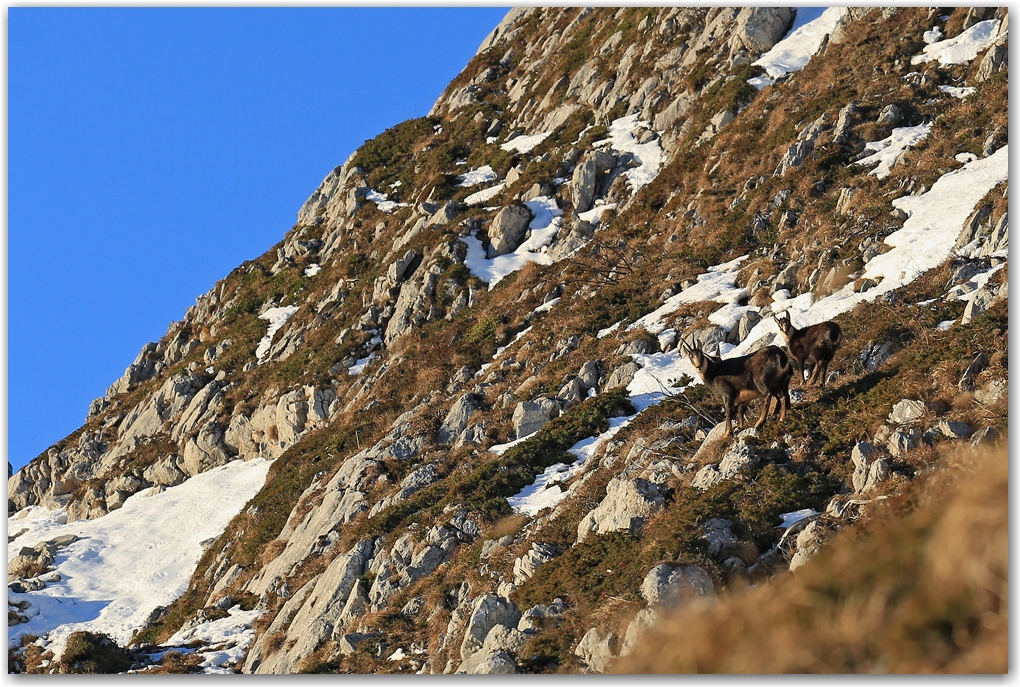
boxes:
[9,7,509,472]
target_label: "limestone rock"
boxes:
[460,594,521,662]
[487,205,533,258]
[577,477,665,542]
[888,399,926,425]
[438,394,482,445]
[733,7,792,53]
[620,607,657,656]
[575,627,614,673]
[512,542,560,586]
[605,361,641,390]
[511,398,561,439]
[639,562,716,609]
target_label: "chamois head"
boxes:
[775,311,795,341]
[681,342,708,379]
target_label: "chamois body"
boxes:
[775,312,843,388]
[683,344,793,436]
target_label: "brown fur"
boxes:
[775,312,843,388]
[683,344,794,436]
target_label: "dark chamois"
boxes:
[775,311,843,388]
[682,343,793,436]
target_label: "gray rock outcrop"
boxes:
[487,205,533,258]
[577,477,665,542]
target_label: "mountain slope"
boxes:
[9,6,1008,674]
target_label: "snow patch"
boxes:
[463,196,564,289]
[464,182,505,206]
[304,263,321,277]
[348,352,377,376]
[939,85,976,99]
[256,306,299,363]
[165,606,262,674]
[854,123,933,180]
[912,19,1002,66]
[508,416,631,516]
[750,7,849,88]
[599,114,663,193]
[456,165,498,187]
[500,131,552,153]
[366,188,409,214]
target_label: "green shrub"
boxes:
[58,631,133,674]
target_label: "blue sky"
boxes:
[8,7,509,472]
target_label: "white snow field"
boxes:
[463,196,564,289]
[7,458,273,661]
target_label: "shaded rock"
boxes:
[605,361,641,390]
[437,394,482,445]
[876,103,902,127]
[702,518,739,556]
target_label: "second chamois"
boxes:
[775,311,843,388]
[682,343,793,436]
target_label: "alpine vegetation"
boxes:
[9,7,1008,674]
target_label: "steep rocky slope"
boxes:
[9,7,1008,674]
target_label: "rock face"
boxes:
[459,594,522,671]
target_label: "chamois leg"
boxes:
[723,396,735,436]
[818,359,830,388]
[779,388,790,421]
[754,396,771,429]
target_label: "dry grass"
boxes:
[614,441,1007,674]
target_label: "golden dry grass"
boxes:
[614,442,1007,673]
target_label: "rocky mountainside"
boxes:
[9,7,1008,674]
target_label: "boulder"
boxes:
[851,441,883,492]
[577,477,665,542]
[605,361,641,390]
[789,520,829,572]
[511,398,561,439]
[639,562,716,609]
[887,399,926,425]
[733,7,793,53]
[575,627,614,672]
[460,595,521,662]
[487,205,533,258]
[437,394,482,445]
